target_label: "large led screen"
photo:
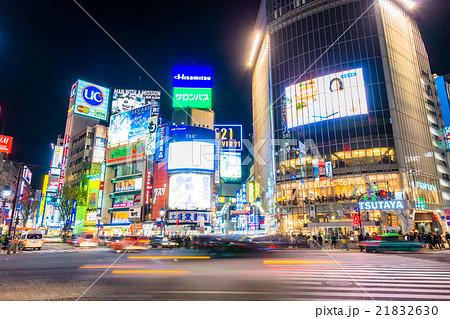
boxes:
[285,68,368,128]
[173,88,212,109]
[168,141,214,172]
[73,80,110,121]
[108,105,151,146]
[168,173,211,210]
[220,152,241,181]
[111,89,160,115]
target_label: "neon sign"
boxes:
[358,200,405,211]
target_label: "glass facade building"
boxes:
[250,0,450,237]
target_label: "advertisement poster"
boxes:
[50,145,63,175]
[111,89,160,115]
[220,152,241,182]
[0,135,13,153]
[151,162,168,220]
[145,116,158,156]
[168,141,215,172]
[285,68,368,128]
[168,173,211,210]
[172,87,212,109]
[108,105,151,145]
[73,80,110,121]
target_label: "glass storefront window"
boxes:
[116,161,143,177]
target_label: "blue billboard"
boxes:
[435,75,450,150]
[169,125,215,142]
[108,105,151,145]
[173,66,213,88]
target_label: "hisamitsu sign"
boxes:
[358,200,405,211]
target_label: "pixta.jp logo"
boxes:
[82,85,104,106]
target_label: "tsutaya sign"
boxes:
[358,200,405,211]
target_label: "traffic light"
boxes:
[352,214,360,225]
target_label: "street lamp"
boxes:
[160,208,166,237]
[2,185,12,199]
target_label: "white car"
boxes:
[19,231,44,250]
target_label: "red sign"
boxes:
[0,135,13,153]
[134,194,142,206]
[145,171,152,205]
[151,162,168,220]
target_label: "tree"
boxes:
[58,185,87,236]
[19,197,39,227]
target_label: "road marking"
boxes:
[112,270,190,274]
[263,260,342,265]
[80,265,147,269]
[128,256,210,259]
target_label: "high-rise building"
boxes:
[250,0,449,236]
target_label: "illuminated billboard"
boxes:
[168,173,211,210]
[285,68,368,128]
[0,135,13,153]
[168,141,215,172]
[435,75,450,150]
[72,80,110,121]
[151,162,168,220]
[173,88,212,109]
[111,89,160,115]
[173,66,213,88]
[108,105,151,145]
[220,152,241,181]
[50,145,63,175]
[214,124,243,151]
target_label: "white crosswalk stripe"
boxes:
[18,247,106,254]
[270,264,450,300]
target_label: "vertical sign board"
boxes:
[50,145,64,176]
[435,76,450,150]
[156,124,169,162]
[145,171,152,205]
[145,116,158,156]
[58,134,70,192]
[96,162,106,217]
[0,135,13,153]
[325,161,333,178]
[23,166,32,185]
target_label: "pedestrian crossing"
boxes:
[17,247,107,254]
[270,264,450,300]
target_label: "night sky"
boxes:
[0,0,449,189]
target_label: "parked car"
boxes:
[108,236,150,252]
[357,235,425,252]
[18,230,44,250]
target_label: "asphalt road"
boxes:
[1,243,450,301]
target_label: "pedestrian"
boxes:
[426,233,433,249]
[341,235,349,251]
[185,235,191,249]
[358,233,364,252]
[318,234,323,248]
[331,233,337,249]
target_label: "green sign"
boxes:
[110,142,145,160]
[173,87,212,109]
